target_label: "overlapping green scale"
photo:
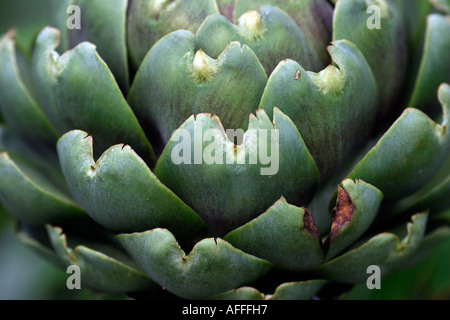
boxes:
[317,213,428,283]
[196,6,323,75]
[154,108,319,234]
[57,130,206,239]
[259,40,378,181]
[69,0,130,93]
[0,127,85,225]
[0,32,58,144]
[32,27,155,164]
[333,0,407,115]
[234,0,333,66]
[347,84,450,201]
[407,14,450,112]
[211,280,327,300]
[127,0,219,69]
[47,225,157,294]
[128,30,268,150]
[116,228,273,299]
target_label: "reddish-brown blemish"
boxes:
[303,209,322,247]
[325,187,355,250]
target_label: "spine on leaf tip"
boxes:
[190,49,220,82]
[309,65,345,95]
[237,10,266,41]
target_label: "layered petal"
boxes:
[259,40,378,180]
[32,27,154,164]
[154,108,319,234]
[57,130,206,239]
[128,30,268,152]
[117,228,272,299]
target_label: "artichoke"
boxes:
[0,0,449,300]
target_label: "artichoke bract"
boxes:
[0,0,449,300]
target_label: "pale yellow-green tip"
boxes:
[191,49,219,82]
[237,10,266,41]
[309,65,345,95]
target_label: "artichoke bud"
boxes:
[237,10,266,41]
[190,49,219,82]
[309,65,345,95]
[2,0,450,301]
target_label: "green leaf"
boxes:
[47,225,157,294]
[0,31,58,143]
[155,108,319,235]
[388,147,450,218]
[430,0,450,13]
[401,226,450,269]
[116,228,272,299]
[347,83,450,201]
[69,0,130,93]
[234,0,333,66]
[333,0,407,115]
[224,198,323,272]
[128,30,268,151]
[396,0,431,107]
[390,175,450,219]
[269,280,327,300]
[0,126,68,189]
[211,280,327,300]
[32,27,155,164]
[317,213,428,283]
[210,287,265,300]
[50,0,72,53]
[196,6,323,75]
[15,223,65,269]
[0,152,86,225]
[57,130,206,239]
[0,126,85,225]
[407,14,450,112]
[342,226,450,299]
[259,40,378,181]
[398,0,431,46]
[127,0,219,69]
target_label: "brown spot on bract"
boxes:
[294,70,301,80]
[326,187,355,247]
[303,209,322,247]
[222,4,235,22]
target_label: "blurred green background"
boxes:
[0,0,449,300]
[0,213,96,299]
[0,0,92,299]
